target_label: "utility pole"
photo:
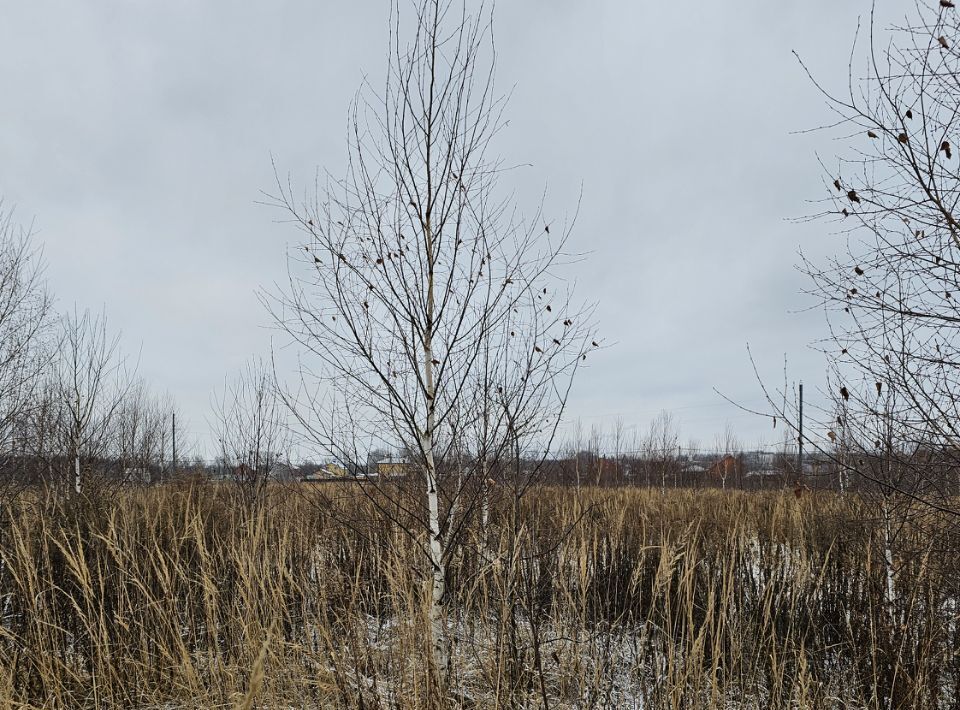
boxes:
[172,411,177,479]
[797,382,804,480]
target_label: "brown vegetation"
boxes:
[0,483,956,709]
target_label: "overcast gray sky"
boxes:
[0,1,880,456]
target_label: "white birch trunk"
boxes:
[73,431,82,495]
[424,448,447,674]
[422,215,448,678]
[881,499,897,624]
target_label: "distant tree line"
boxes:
[0,209,186,502]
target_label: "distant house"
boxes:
[375,457,413,478]
[302,462,348,481]
[323,462,348,478]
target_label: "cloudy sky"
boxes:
[0,1,882,456]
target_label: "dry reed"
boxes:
[0,484,956,708]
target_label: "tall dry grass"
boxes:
[0,483,956,708]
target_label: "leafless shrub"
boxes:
[212,357,288,509]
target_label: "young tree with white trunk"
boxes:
[782,0,960,515]
[0,208,52,497]
[269,0,594,687]
[52,309,129,495]
[754,8,960,694]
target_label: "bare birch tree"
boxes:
[760,0,960,517]
[0,208,52,497]
[747,9,960,689]
[641,410,679,494]
[51,308,129,495]
[268,0,593,684]
[212,357,287,509]
[114,382,177,484]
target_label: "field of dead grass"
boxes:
[0,483,956,709]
